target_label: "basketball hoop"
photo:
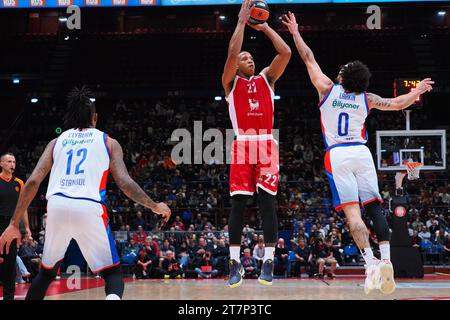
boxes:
[405,162,423,180]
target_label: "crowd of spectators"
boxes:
[4,97,450,280]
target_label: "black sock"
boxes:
[229,195,249,245]
[101,265,124,299]
[25,262,61,300]
[258,190,278,244]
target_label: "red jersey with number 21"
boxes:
[226,73,275,136]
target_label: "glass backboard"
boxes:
[376,130,446,171]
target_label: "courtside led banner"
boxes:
[0,0,447,8]
[0,0,160,7]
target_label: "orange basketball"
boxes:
[249,0,270,25]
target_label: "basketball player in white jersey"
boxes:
[222,0,291,287]
[283,12,433,294]
[0,87,171,300]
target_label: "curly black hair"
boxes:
[63,86,96,130]
[339,60,371,93]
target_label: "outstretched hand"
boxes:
[415,78,434,94]
[282,11,299,35]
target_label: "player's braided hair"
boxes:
[339,60,371,93]
[64,86,96,130]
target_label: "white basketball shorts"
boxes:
[324,143,382,211]
[41,195,120,273]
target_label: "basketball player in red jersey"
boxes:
[222,0,291,288]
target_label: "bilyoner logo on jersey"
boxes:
[2,0,18,7]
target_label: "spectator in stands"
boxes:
[171,215,185,231]
[411,216,424,231]
[16,256,31,284]
[159,239,176,267]
[148,235,160,257]
[194,250,218,279]
[175,240,190,269]
[313,238,337,278]
[292,238,312,277]
[429,221,440,240]
[328,228,343,265]
[133,225,147,245]
[253,239,265,270]
[240,249,258,278]
[131,211,147,231]
[212,239,229,276]
[419,225,431,241]
[135,238,158,279]
[18,237,41,279]
[121,238,141,265]
[240,235,250,257]
[435,229,447,246]
[161,250,182,279]
[274,238,290,277]
[411,230,422,248]
[249,233,259,251]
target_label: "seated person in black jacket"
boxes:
[161,250,183,279]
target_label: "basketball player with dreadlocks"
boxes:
[0,86,171,300]
[283,11,433,294]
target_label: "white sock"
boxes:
[379,244,391,261]
[105,294,121,300]
[230,246,241,262]
[264,247,275,263]
[361,248,376,266]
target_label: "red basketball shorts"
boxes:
[229,138,279,196]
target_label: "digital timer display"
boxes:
[394,78,422,106]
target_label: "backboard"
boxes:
[376,130,446,171]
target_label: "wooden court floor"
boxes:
[40,275,450,300]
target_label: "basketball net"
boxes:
[405,162,423,180]
[395,160,422,195]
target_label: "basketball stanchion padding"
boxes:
[390,196,424,278]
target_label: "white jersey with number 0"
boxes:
[319,84,369,149]
[46,128,110,203]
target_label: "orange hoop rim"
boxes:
[405,162,423,169]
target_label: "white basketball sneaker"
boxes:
[379,260,396,294]
[364,259,380,294]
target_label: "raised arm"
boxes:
[222,0,252,95]
[251,23,291,87]
[367,78,434,111]
[108,138,171,221]
[283,11,333,99]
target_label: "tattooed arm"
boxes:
[108,138,171,221]
[9,139,56,228]
[367,78,434,111]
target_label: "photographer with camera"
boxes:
[194,250,219,279]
